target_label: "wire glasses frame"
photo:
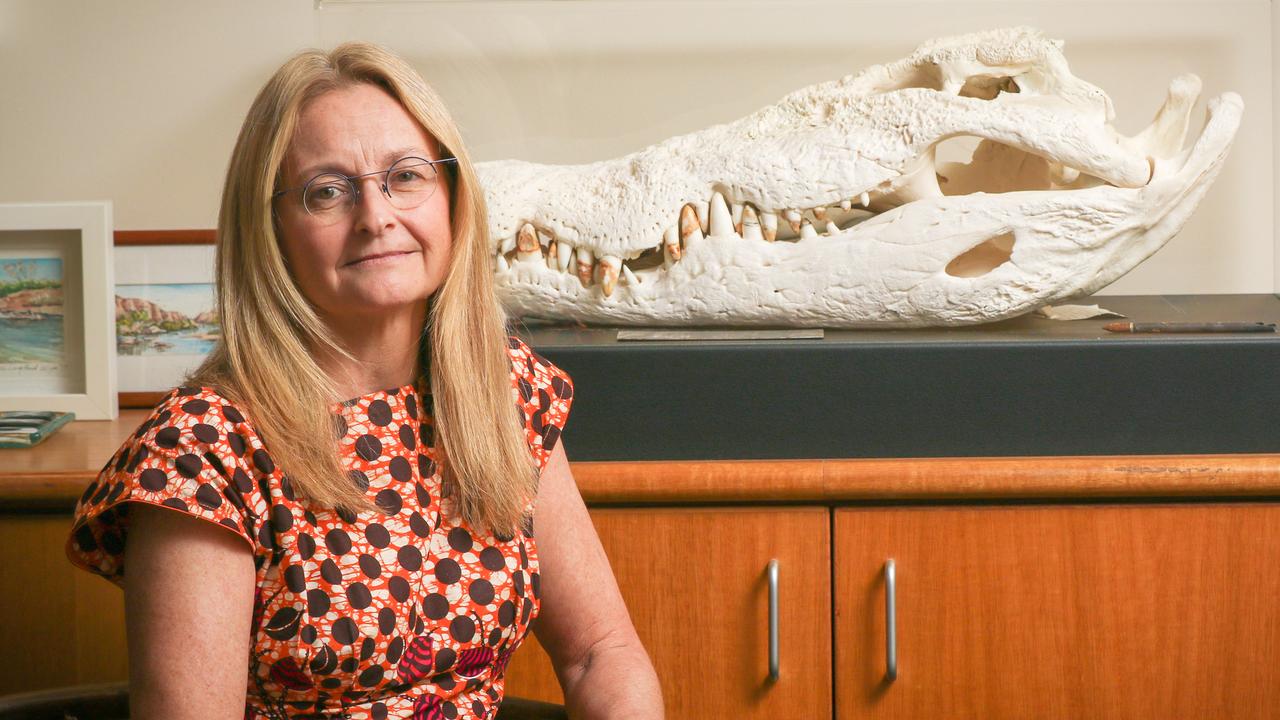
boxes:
[272,156,458,225]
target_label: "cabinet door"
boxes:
[0,515,128,694]
[505,507,831,718]
[835,504,1280,719]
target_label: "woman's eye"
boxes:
[311,185,344,200]
[395,170,424,182]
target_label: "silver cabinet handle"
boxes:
[885,558,897,682]
[767,558,780,682]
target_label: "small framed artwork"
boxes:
[113,231,218,409]
[0,202,117,420]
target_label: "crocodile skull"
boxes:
[477,27,1242,327]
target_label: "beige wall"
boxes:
[0,0,1272,294]
[1274,0,1279,293]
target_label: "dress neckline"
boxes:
[335,376,429,410]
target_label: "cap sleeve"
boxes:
[66,388,261,585]
[508,336,574,473]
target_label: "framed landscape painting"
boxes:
[0,202,117,419]
[112,234,217,408]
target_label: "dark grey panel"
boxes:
[517,295,1280,460]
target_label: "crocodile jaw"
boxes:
[478,28,1242,327]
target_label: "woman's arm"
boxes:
[530,442,664,719]
[124,502,256,720]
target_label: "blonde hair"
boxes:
[189,43,536,535]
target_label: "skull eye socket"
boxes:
[958,75,1021,100]
[934,136,1100,196]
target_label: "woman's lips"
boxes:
[345,250,416,267]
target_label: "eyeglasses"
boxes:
[272,156,457,225]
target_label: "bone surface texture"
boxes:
[480,27,1242,327]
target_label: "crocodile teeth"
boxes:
[597,255,621,297]
[516,223,541,263]
[575,247,594,286]
[812,206,829,221]
[860,192,871,208]
[621,264,640,287]
[741,205,763,242]
[799,219,818,240]
[783,209,803,232]
[694,201,710,234]
[709,192,734,237]
[557,239,574,272]
[760,211,778,242]
[680,204,704,246]
[663,226,681,264]
[545,235,558,270]
[495,253,510,272]
[825,221,840,236]
[516,223,538,252]
[840,199,853,211]
[731,202,744,233]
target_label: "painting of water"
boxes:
[0,257,64,372]
[115,282,218,356]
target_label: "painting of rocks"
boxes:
[115,283,218,356]
[0,258,64,374]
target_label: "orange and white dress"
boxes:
[66,337,572,720]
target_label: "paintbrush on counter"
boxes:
[1103,321,1277,334]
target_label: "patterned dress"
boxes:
[66,337,573,720]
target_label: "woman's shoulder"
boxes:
[66,384,269,583]
[505,335,573,396]
[129,385,262,452]
[505,335,574,465]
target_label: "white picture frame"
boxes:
[0,202,117,420]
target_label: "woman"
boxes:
[67,43,662,719]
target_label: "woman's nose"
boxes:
[352,176,396,233]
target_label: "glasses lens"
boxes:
[385,158,439,210]
[303,174,354,221]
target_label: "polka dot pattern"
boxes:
[65,337,573,719]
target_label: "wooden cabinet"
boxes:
[506,502,1280,719]
[4,414,1278,717]
[834,503,1280,719]
[0,516,128,695]
[504,508,832,719]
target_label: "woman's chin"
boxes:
[324,289,432,322]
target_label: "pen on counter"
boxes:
[1103,321,1277,334]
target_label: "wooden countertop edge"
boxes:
[4,454,1278,510]
[570,454,1280,503]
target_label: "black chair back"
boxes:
[0,682,129,720]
